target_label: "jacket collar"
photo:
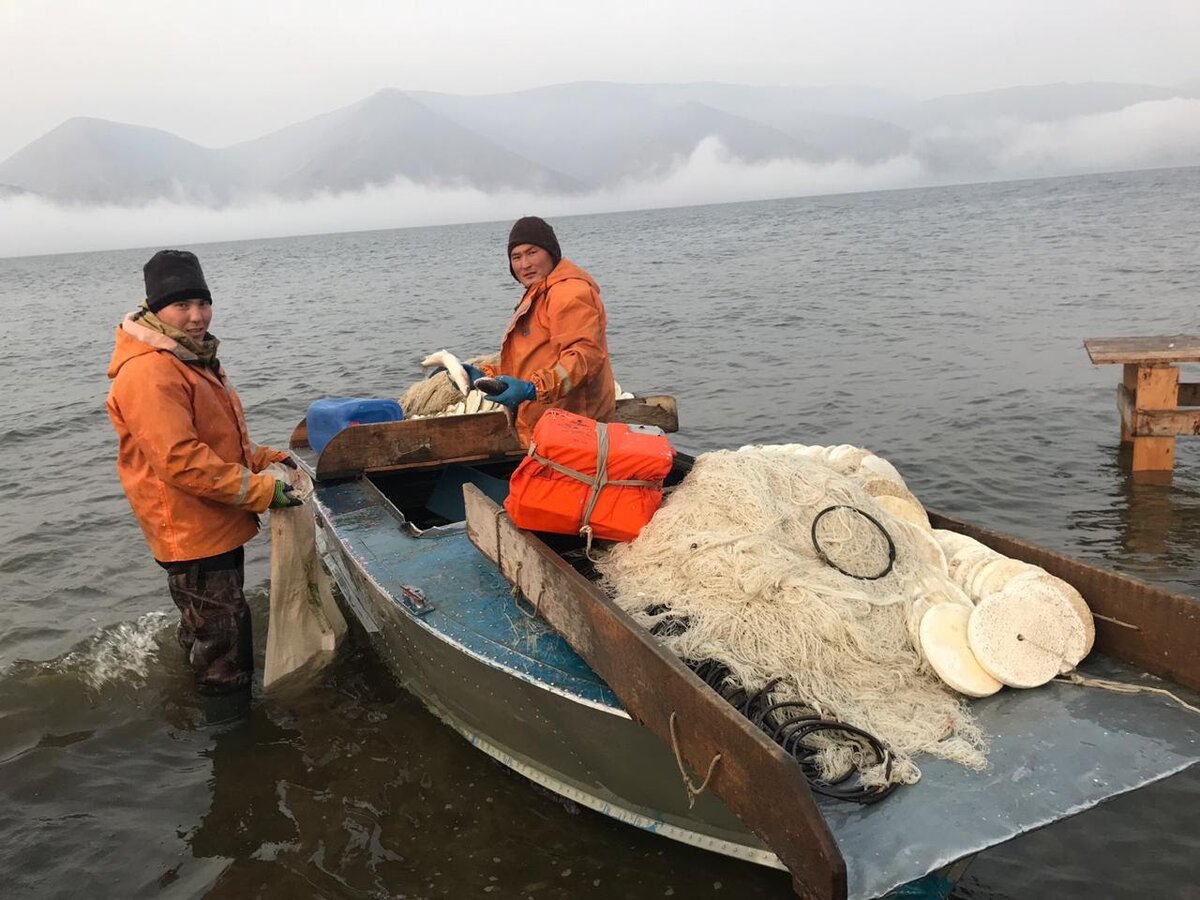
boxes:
[110,313,226,385]
[121,312,201,361]
[504,258,596,339]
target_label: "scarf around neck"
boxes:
[136,305,221,367]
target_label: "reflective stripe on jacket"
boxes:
[106,314,284,562]
[484,258,616,444]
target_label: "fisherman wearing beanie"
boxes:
[505,215,561,281]
[106,249,301,694]
[142,248,212,312]
[477,217,616,443]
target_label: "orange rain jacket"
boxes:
[106,314,287,562]
[482,259,616,444]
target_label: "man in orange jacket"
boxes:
[106,249,300,694]
[475,217,616,444]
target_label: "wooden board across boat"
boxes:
[288,406,1200,900]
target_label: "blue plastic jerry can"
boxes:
[306,397,404,453]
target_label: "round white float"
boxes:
[968,590,1067,688]
[920,604,1004,698]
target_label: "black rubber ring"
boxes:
[810,504,896,580]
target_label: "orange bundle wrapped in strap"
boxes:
[504,409,675,544]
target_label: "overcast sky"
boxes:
[2,0,1199,161]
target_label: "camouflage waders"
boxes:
[160,546,253,693]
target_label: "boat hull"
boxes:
[309,474,783,869]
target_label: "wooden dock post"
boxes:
[1085,335,1200,476]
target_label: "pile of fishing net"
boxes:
[595,443,1095,791]
[400,351,504,418]
[399,349,633,419]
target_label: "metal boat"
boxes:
[288,408,1200,899]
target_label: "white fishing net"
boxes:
[595,444,988,787]
[263,464,347,690]
[400,353,503,418]
[399,350,633,419]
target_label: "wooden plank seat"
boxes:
[290,395,680,481]
[1084,335,1200,474]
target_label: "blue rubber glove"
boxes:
[490,376,537,408]
[462,363,485,387]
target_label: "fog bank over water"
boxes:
[0,142,923,258]
[4,98,1200,258]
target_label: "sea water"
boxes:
[1,166,1198,898]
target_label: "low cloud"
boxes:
[996,98,1200,175]
[914,97,1200,179]
[0,144,924,257]
[3,99,1199,258]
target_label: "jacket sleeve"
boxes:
[248,443,289,472]
[528,281,608,404]
[225,380,288,473]
[112,365,277,513]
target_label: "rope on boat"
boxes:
[1056,672,1200,716]
[510,561,547,620]
[668,711,723,809]
[1089,611,1140,630]
[493,509,545,620]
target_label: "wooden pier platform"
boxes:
[1085,335,1200,475]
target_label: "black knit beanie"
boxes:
[143,249,211,312]
[507,216,561,282]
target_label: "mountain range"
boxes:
[1,80,1196,206]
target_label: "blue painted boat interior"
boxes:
[315,462,620,709]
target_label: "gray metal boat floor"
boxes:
[824,656,1199,898]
